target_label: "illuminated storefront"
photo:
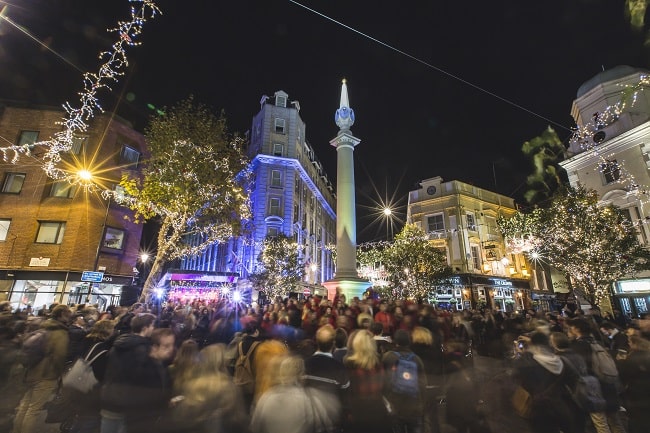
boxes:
[614,278,650,318]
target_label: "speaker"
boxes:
[119,285,142,307]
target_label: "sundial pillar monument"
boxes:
[323,79,371,301]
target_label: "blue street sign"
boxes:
[81,271,104,283]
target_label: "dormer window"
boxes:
[276,95,287,107]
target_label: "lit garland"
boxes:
[569,74,650,207]
[501,186,650,306]
[0,0,160,185]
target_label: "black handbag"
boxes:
[43,384,75,424]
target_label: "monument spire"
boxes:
[323,79,371,301]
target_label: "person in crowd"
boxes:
[343,329,392,433]
[251,339,289,410]
[251,355,340,433]
[548,331,589,433]
[303,324,349,426]
[375,300,395,336]
[599,321,630,358]
[169,339,200,395]
[445,337,487,433]
[167,343,248,433]
[69,319,116,433]
[100,312,157,433]
[410,326,445,433]
[125,327,176,433]
[382,329,427,433]
[512,331,581,433]
[67,312,89,363]
[333,327,348,363]
[616,334,650,433]
[13,304,71,433]
[113,303,145,335]
[567,318,627,433]
[371,322,393,356]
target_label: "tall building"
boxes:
[0,101,146,310]
[179,90,336,299]
[407,176,544,311]
[560,65,650,316]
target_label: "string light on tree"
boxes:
[0,0,160,187]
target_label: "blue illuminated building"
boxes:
[179,91,336,296]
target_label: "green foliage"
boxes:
[521,126,567,206]
[499,185,650,306]
[381,224,451,300]
[249,235,305,301]
[119,96,251,301]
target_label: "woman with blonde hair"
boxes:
[343,329,391,433]
[252,339,289,407]
[168,343,248,433]
[169,339,200,394]
[251,355,340,433]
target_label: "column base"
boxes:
[322,276,372,302]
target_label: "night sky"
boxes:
[1,0,648,242]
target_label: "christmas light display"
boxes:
[0,0,160,186]
[499,186,650,306]
[569,75,650,208]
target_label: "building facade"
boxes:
[559,65,650,317]
[406,176,545,311]
[179,91,336,298]
[0,101,146,311]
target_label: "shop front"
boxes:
[613,278,650,318]
[433,274,531,312]
[0,270,134,312]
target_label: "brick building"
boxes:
[0,101,146,311]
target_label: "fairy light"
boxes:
[569,74,650,206]
[0,0,160,186]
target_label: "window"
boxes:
[270,169,282,187]
[69,136,88,154]
[267,227,280,237]
[120,145,141,168]
[50,180,76,198]
[470,245,481,269]
[466,213,477,231]
[601,160,621,184]
[17,130,39,147]
[427,214,445,232]
[273,143,283,156]
[103,227,125,250]
[36,221,66,244]
[2,173,26,193]
[274,118,285,134]
[269,197,281,216]
[276,95,287,107]
[0,219,10,241]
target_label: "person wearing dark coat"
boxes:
[100,313,157,433]
[512,332,581,433]
[616,334,650,433]
[69,319,116,433]
[567,318,626,433]
[67,313,89,364]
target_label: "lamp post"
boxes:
[79,169,110,304]
[383,207,392,240]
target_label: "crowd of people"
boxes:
[0,292,648,433]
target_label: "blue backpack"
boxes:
[391,351,419,397]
